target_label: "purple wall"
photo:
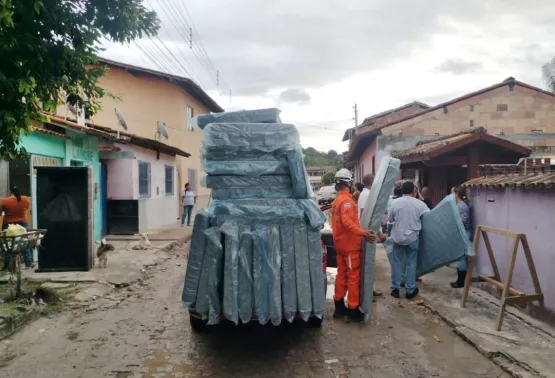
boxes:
[469,188,555,310]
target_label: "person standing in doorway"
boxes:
[181,183,195,227]
[1,186,32,270]
[388,181,430,299]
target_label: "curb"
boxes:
[0,307,42,341]
[420,293,545,378]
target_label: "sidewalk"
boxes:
[386,249,555,378]
[106,222,194,242]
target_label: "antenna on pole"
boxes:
[353,103,359,129]
[189,28,193,49]
[217,71,220,86]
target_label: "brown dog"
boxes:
[96,238,115,268]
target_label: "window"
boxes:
[470,120,474,127]
[165,165,174,195]
[497,104,508,111]
[187,106,194,131]
[139,161,151,197]
[469,104,474,112]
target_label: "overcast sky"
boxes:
[102,0,555,153]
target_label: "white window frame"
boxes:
[164,165,174,196]
[138,161,151,198]
[187,106,194,131]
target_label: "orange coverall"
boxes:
[331,191,366,309]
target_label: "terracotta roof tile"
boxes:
[394,127,531,163]
[463,172,555,189]
[31,126,70,139]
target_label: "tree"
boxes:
[0,0,159,158]
[321,172,335,186]
[542,57,555,93]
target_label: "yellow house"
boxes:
[56,57,223,207]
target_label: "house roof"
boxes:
[394,127,531,163]
[342,101,430,141]
[43,114,190,157]
[96,57,224,113]
[463,172,555,189]
[362,77,555,136]
[86,123,191,157]
[31,126,70,140]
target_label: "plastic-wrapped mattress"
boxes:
[359,157,401,320]
[385,195,473,278]
[181,210,210,308]
[192,108,282,130]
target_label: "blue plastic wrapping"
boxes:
[202,157,290,176]
[287,145,311,199]
[210,199,326,228]
[359,157,401,320]
[280,223,297,323]
[267,224,282,326]
[203,175,292,189]
[193,108,282,130]
[221,221,239,325]
[308,227,325,319]
[294,221,312,321]
[385,196,473,278]
[201,123,299,153]
[237,226,254,323]
[252,224,271,325]
[182,210,210,308]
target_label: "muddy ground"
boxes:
[0,242,509,378]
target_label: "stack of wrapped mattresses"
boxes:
[182,109,327,326]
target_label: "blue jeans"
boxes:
[391,239,419,294]
[3,222,32,269]
[181,205,193,225]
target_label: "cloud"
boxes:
[436,59,483,75]
[279,88,311,104]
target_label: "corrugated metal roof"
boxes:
[463,172,555,189]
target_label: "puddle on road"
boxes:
[140,348,194,377]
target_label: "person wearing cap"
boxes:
[331,169,386,323]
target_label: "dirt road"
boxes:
[0,243,509,378]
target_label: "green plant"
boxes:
[0,0,159,158]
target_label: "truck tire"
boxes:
[190,315,207,333]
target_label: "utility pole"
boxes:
[353,103,359,128]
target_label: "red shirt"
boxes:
[2,196,30,224]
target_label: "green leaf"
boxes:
[33,1,41,14]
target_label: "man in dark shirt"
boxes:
[420,186,434,210]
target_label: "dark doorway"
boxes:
[8,157,31,196]
[446,166,467,195]
[35,167,92,272]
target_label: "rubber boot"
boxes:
[450,269,467,288]
[333,299,348,318]
[344,308,365,323]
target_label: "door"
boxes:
[100,163,108,236]
[35,166,92,272]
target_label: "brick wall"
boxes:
[380,85,555,154]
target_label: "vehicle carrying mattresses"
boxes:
[182,111,326,327]
[192,108,282,130]
[359,157,401,321]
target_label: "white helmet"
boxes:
[334,168,353,187]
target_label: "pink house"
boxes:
[463,164,555,322]
[94,125,190,235]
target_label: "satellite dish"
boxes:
[114,108,128,130]
[155,121,169,141]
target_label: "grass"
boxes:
[0,279,81,318]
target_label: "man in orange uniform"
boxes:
[331,169,385,323]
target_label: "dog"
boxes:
[96,238,115,268]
